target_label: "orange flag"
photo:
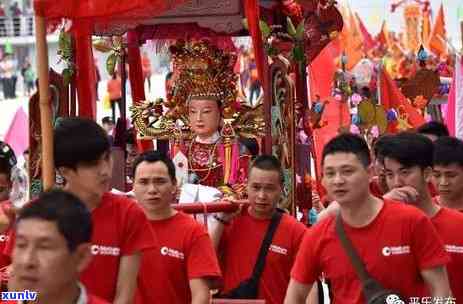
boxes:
[421,7,431,49]
[428,3,447,57]
[338,6,364,70]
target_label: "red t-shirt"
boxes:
[219,209,306,304]
[431,207,463,302]
[4,193,157,302]
[135,212,221,304]
[0,200,13,269]
[79,193,157,302]
[291,200,450,304]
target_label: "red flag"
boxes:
[376,21,389,47]
[355,13,375,52]
[309,42,350,176]
[379,68,425,128]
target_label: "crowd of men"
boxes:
[0,118,461,303]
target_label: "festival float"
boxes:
[30,0,343,228]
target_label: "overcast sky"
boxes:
[346,0,462,51]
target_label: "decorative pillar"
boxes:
[127,30,154,152]
[73,21,96,118]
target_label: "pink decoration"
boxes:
[351,93,362,105]
[4,107,29,157]
[350,124,360,134]
[370,125,379,138]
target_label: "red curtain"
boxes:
[34,0,184,21]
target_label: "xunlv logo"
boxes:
[2,290,38,301]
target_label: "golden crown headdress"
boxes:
[131,40,265,140]
[168,39,238,119]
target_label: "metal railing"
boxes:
[0,15,35,38]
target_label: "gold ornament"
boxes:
[131,40,265,140]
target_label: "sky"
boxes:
[346,0,462,51]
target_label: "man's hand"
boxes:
[210,198,247,251]
[311,191,324,213]
[383,186,419,203]
[218,198,247,222]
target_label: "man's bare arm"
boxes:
[189,278,212,304]
[113,253,142,304]
[284,279,312,304]
[421,265,452,298]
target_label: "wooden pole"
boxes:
[35,16,55,190]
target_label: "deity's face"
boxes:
[188,98,221,140]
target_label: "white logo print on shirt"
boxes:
[382,246,410,256]
[445,245,463,254]
[91,245,121,256]
[160,246,185,260]
[269,244,288,255]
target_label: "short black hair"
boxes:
[165,71,173,82]
[417,121,449,138]
[239,138,259,158]
[250,154,284,184]
[126,128,136,145]
[17,190,92,252]
[101,116,114,125]
[433,136,463,167]
[322,133,371,168]
[54,117,110,169]
[379,132,434,169]
[132,150,176,182]
[372,135,388,158]
[0,142,16,178]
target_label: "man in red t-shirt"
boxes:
[433,136,463,212]
[210,155,306,304]
[131,150,221,303]
[379,133,463,302]
[50,118,155,303]
[285,133,451,304]
[7,190,108,304]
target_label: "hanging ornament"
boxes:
[351,114,361,125]
[386,109,398,121]
[370,125,380,138]
[350,124,361,134]
[351,93,362,105]
[313,102,324,114]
